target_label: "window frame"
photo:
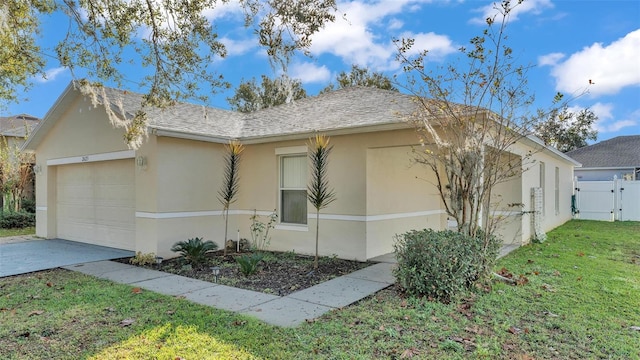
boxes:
[275,146,308,228]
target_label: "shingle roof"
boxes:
[98,85,417,139]
[240,86,416,138]
[0,114,40,137]
[566,135,640,168]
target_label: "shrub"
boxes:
[236,253,264,276]
[21,198,36,214]
[249,209,277,251]
[170,237,218,267]
[129,252,157,266]
[393,229,500,303]
[0,211,35,229]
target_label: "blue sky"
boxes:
[3,0,639,142]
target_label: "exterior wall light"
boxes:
[136,156,147,170]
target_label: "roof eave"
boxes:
[522,134,582,167]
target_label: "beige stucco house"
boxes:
[22,82,579,261]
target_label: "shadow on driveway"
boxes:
[0,239,134,277]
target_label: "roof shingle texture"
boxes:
[0,114,40,137]
[566,135,640,168]
[99,85,417,139]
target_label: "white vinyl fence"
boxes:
[574,177,640,221]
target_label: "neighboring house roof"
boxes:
[566,135,640,168]
[21,81,580,166]
[0,114,40,138]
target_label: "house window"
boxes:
[280,155,307,224]
[555,166,560,215]
[539,162,545,216]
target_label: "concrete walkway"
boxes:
[0,239,134,277]
[63,260,396,327]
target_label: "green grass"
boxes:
[1,220,638,359]
[0,227,35,237]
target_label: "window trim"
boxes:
[276,146,308,227]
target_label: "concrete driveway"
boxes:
[0,239,134,277]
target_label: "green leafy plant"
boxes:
[0,211,35,229]
[393,229,500,303]
[249,209,278,251]
[129,252,157,266]
[307,134,336,269]
[170,237,218,267]
[218,140,244,256]
[236,253,264,276]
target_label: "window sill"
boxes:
[275,224,309,232]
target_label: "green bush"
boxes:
[170,237,218,267]
[236,253,264,276]
[21,198,36,214]
[393,229,500,303]
[0,211,35,229]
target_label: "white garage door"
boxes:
[56,159,135,250]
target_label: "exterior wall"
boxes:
[365,145,443,258]
[33,94,133,241]
[143,128,439,261]
[575,168,637,181]
[516,143,575,244]
[489,153,523,245]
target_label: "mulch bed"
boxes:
[117,251,371,296]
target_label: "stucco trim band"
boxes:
[135,209,445,222]
[46,150,135,166]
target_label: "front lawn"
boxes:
[1,220,638,359]
[0,226,35,238]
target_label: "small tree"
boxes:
[218,140,244,256]
[0,135,34,212]
[534,105,598,152]
[228,74,307,113]
[395,0,570,256]
[307,134,336,269]
[320,64,398,93]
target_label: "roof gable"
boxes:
[566,135,640,168]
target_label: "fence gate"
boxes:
[574,178,640,221]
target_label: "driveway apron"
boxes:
[0,239,133,277]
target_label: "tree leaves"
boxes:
[228,75,307,113]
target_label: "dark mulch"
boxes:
[117,251,371,296]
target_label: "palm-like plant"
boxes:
[170,237,218,267]
[218,140,244,256]
[307,134,336,269]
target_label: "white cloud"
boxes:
[590,102,614,121]
[470,0,554,25]
[290,62,332,84]
[308,0,451,70]
[538,52,564,67]
[589,103,638,133]
[202,1,244,21]
[388,18,404,30]
[399,31,456,59]
[35,67,67,83]
[220,37,256,57]
[543,29,640,97]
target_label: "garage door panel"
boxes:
[56,159,135,250]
